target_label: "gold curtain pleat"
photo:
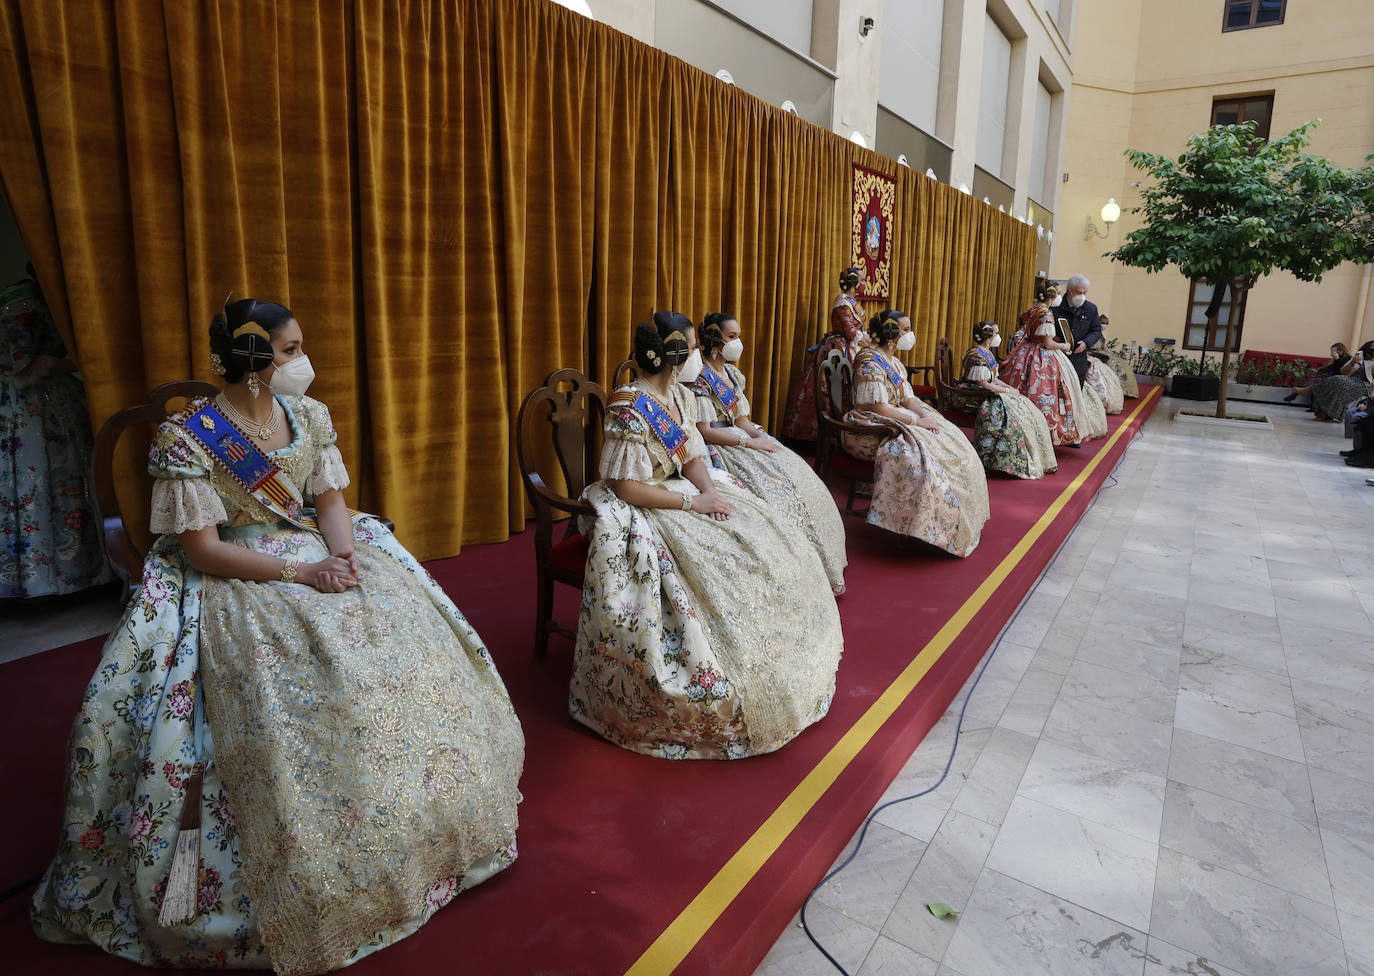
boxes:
[0,0,1035,562]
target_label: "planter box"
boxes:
[1136,373,1171,394]
[1174,409,1274,431]
[1226,381,1303,405]
[1170,375,1220,401]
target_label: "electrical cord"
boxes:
[800,435,1134,974]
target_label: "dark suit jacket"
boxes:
[1060,298,1102,383]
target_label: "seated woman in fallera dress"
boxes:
[781,265,868,440]
[955,321,1057,480]
[998,302,1097,446]
[572,311,843,760]
[31,299,525,975]
[687,312,847,594]
[840,310,990,556]
[1084,343,1125,415]
[1092,313,1139,399]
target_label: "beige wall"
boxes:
[1059,0,1374,357]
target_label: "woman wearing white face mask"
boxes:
[840,311,990,556]
[956,322,1058,480]
[574,311,843,759]
[997,302,1099,446]
[32,298,525,973]
[687,313,847,594]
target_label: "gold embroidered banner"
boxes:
[852,163,895,301]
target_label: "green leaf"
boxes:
[927,902,959,919]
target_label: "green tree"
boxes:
[1108,120,1374,418]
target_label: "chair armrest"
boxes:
[907,365,936,383]
[819,412,901,440]
[527,472,597,519]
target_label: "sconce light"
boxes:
[998,204,1005,213]
[1036,224,1045,240]
[1084,197,1121,239]
[1046,229,1055,243]
[897,154,909,167]
[982,196,991,205]
[849,130,868,148]
[957,182,971,194]
[859,16,876,38]
[925,168,937,180]
[780,99,798,115]
[715,68,735,85]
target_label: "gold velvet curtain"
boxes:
[0,0,1035,561]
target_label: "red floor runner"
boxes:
[0,388,1159,976]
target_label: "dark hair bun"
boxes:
[648,310,692,369]
[868,309,901,344]
[973,321,998,343]
[840,266,862,290]
[209,297,295,384]
[699,313,728,356]
[633,322,671,375]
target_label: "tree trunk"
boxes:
[1214,279,1247,419]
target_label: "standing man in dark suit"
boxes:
[1060,274,1102,385]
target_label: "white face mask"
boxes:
[269,355,315,397]
[896,330,917,352]
[990,334,1002,348]
[1069,293,1087,308]
[676,348,703,384]
[1049,293,1063,307]
[721,338,744,362]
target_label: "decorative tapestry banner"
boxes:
[851,163,895,301]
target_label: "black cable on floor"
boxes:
[0,873,40,903]
[800,436,1133,974]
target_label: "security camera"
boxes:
[859,16,876,37]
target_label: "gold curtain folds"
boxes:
[0,0,1035,561]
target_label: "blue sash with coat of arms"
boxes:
[874,352,907,391]
[611,389,691,469]
[700,365,739,413]
[179,398,311,527]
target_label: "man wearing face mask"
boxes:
[1059,274,1103,386]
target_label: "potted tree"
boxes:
[1108,120,1374,420]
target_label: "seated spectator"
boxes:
[1310,341,1373,422]
[1285,343,1349,403]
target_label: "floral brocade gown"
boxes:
[689,363,847,593]
[1094,344,1139,398]
[31,394,524,975]
[572,381,843,759]
[1,277,110,597]
[997,325,1093,446]
[956,347,1057,480]
[840,350,990,556]
[781,294,865,440]
[1085,358,1125,414]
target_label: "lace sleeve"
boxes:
[1035,323,1056,337]
[308,445,351,495]
[150,478,229,535]
[965,364,994,382]
[146,420,227,534]
[852,358,890,406]
[600,406,655,482]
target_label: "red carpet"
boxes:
[0,388,1160,975]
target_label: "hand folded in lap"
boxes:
[745,436,778,452]
[690,489,732,521]
[304,553,359,593]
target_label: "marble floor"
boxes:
[756,400,1374,976]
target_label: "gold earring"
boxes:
[246,372,262,398]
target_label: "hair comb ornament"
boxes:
[209,353,226,376]
[232,321,272,342]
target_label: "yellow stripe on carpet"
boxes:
[624,385,1160,976]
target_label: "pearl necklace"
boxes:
[217,393,282,440]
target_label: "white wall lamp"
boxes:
[957,182,971,194]
[925,168,938,180]
[1036,224,1045,240]
[897,154,910,167]
[780,99,798,115]
[1046,229,1055,243]
[715,68,735,85]
[850,130,868,148]
[1084,197,1121,239]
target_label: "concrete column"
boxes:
[814,0,882,145]
[939,0,987,189]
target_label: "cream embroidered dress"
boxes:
[1085,357,1125,414]
[31,394,525,975]
[958,347,1057,480]
[572,381,843,760]
[841,350,990,556]
[689,363,847,593]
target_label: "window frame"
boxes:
[1209,92,1275,140]
[1182,278,1248,352]
[1221,0,1286,33]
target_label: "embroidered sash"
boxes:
[975,347,997,370]
[873,352,907,392]
[180,399,310,527]
[700,365,739,413]
[611,389,691,468]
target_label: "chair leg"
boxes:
[533,565,554,659]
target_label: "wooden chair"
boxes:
[612,358,638,389]
[91,381,220,603]
[934,337,996,420]
[813,348,895,516]
[515,367,606,658]
[907,363,938,405]
[92,381,396,606]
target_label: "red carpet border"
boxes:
[0,387,1160,975]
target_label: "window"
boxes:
[1211,93,1273,140]
[975,15,1012,178]
[1222,0,1285,32]
[1183,279,1247,351]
